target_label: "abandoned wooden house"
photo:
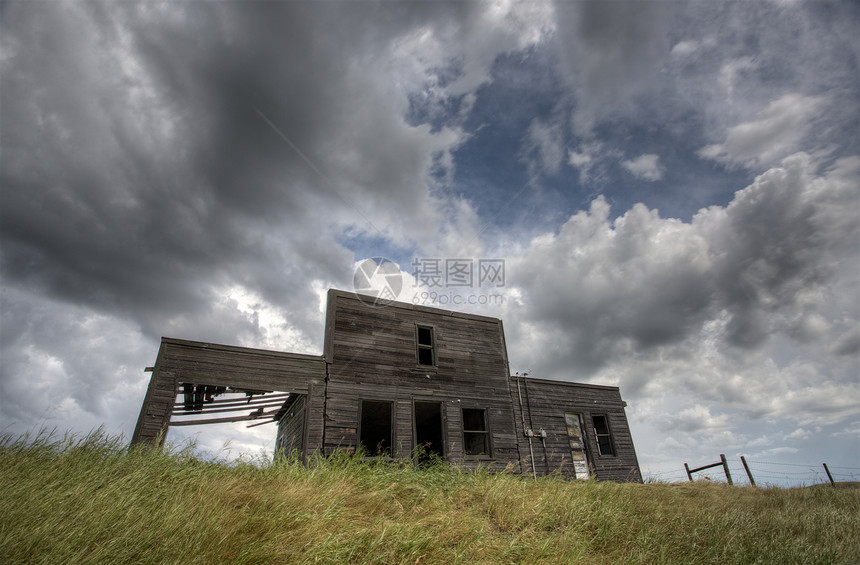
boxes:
[131,289,642,481]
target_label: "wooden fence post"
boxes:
[823,463,835,486]
[740,456,755,487]
[720,454,733,485]
[685,462,693,482]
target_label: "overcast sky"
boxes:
[2,0,858,483]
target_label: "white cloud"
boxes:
[836,422,860,436]
[390,0,554,98]
[621,153,664,181]
[656,436,690,453]
[717,56,758,100]
[670,40,699,58]
[698,94,824,169]
[521,118,565,183]
[500,152,860,470]
[747,435,772,448]
[784,428,810,440]
[567,150,592,168]
[663,405,731,434]
[757,446,800,457]
[566,141,621,185]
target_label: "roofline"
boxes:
[510,374,621,392]
[160,337,325,361]
[327,288,503,325]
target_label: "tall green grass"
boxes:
[1,429,857,564]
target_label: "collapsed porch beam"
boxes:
[175,391,289,408]
[171,400,289,417]
[168,409,283,427]
[172,393,291,412]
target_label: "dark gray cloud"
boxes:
[0,0,452,340]
[553,0,679,133]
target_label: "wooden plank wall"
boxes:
[131,338,326,449]
[322,290,520,471]
[275,395,306,456]
[509,376,642,482]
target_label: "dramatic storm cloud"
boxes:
[1,0,857,481]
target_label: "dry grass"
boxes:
[1,429,858,564]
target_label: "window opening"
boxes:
[593,414,614,456]
[414,401,444,461]
[416,325,435,366]
[359,400,392,456]
[462,408,490,456]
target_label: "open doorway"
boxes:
[359,400,393,456]
[413,401,444,461]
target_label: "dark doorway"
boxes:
[414,401,444,461]
[359,400,392,456]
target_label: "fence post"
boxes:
[823,463,835,486]
[684,462,693,482]
[741,456,756,487]
[720,454,733,485]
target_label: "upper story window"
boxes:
[593,414,615,456]
[416,325,435,366]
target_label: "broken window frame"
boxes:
[462,407,492,458]
[592,414,615,456]
[358,399,394,457]
[416,324,435,366]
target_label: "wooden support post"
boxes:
[685,462,693,482]
[823,463,835,486]
[741,455,756,487]
[720,454,733,485]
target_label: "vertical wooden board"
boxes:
[396,399,412,458]
[305,378,326,455]
[443,402,463,461]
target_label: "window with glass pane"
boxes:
[593,414,614,456]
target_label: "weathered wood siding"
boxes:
[509,376,642,482]
[131,338,326,450]
[322,290,520,471]
[275,394,306,456]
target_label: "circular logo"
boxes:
[353,257,403,306]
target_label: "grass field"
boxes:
[1,429,858,564]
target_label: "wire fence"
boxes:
[644,457,860,488]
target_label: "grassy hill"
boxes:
[2,430,857,564]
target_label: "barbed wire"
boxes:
[643,458,860,487]
[745,459,858,469]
